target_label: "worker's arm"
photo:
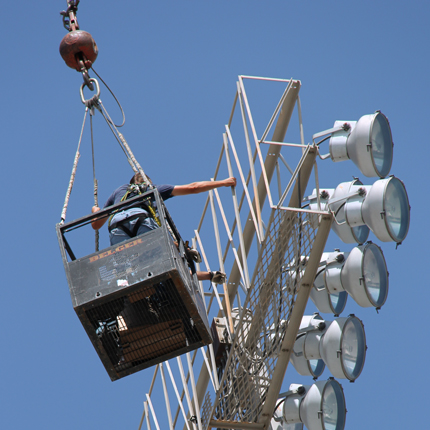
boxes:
[171,177,236,196]
[91,206,108,230]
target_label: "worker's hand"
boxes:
[91,206,106,230]
[210,271,227,284]
[224,177,237,187]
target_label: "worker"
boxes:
[91,172,237,284]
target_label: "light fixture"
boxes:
[291,313,367,381]
[314,111,393,178]
[361,176,410,243]
[311,179,370,244]
[273,380,346,430]
[308,176,410,245]
[310,243,389,313]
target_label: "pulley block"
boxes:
[60,30,98,71]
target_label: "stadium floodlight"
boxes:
[276,380,346,430]
[310,243,389,313]
[291,314,367,381]
[308,179,370,244]
[308,176,410,245]
[313,111,393,178]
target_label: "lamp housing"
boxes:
[311,243,389,313]
[292,314,367,382]
[309,179,370,244]
[290,315,326,378]
[282,380,346,430]
[309,176,410,245]
[329,112,393,178]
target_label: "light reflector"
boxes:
[319,316,367,381]
[341,243,389,308]
[361,176,410,243]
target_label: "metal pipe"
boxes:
[160,363,174,430]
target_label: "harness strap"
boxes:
[107,184,147,228]
[108,213,148,235]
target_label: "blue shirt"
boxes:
[103,184,175,208]
[104,184,175,225]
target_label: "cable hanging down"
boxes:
[90,110,99,251]
[60,78,151,226]
[60,107,88,224]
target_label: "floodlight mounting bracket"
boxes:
[327,190,362,208]
[296,322,326,339]
[312,124,351,142]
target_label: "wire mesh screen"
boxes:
[85,279,203,375]
[212,207,319,424]
[201,392,213,430]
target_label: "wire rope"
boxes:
[61,77,154,235]
[90,66,125,127]
[60,107,89,223]
[90,111,100,251]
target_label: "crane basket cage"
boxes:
[56,188,212,381]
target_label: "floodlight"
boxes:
[309,176,410,245]
[314,111,393,178]
[340,243,389,308]
[361,176,410,243]
[311,243,389,313]
[281,380,347,430]
[291,314,367,381]
[309,179,370,244]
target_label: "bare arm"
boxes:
[171,177,236,196]
[91,206,108,230]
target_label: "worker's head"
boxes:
[130,172,151,185]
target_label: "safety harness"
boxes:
[108,183,161,237]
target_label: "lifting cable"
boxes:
[59,80,152,224]
[60,107,88,224]
[90,110,99,251]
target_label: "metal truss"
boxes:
[138,76,332,430]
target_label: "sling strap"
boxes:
[108,182,161,231]
[108,213,149,237]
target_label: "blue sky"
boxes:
[1,1,429,429]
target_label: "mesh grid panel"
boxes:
[201,392,213,430]
[85,279,202,373]
[212,208,319,424]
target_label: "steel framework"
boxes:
[137,76,332,430]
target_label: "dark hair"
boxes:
[130,172,151,184]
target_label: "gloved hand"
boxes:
[184,241,202,263]
[210,271,226,284]
[188,248,202,263]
